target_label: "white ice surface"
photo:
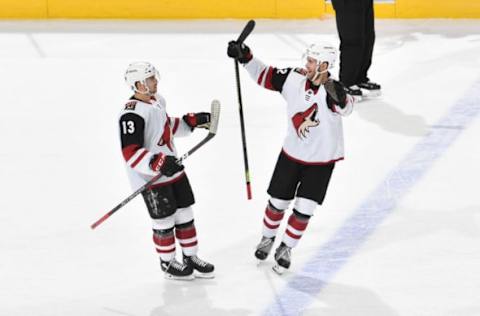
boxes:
[0,19,479,316]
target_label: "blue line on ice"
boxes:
[263,79,480,316]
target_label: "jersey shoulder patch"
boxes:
[275,68,290,75]
[124,101,137,110]
[294,68,307,76]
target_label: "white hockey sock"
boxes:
[175,223,198,257]
[282,211,310,248]
[262,203,285,238]
[153,230,176,262]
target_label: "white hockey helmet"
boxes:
[302,42,337,70]
[124,61,160,93]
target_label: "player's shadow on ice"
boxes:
[150,280,252,316]
[281,275,399,316]
[355,99,428,137]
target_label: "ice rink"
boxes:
[1,18,479,316]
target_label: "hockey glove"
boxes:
[182,112,211,130]
[324,79,347,110]
[150,153,184,177]
[227,40,252,64]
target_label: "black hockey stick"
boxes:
[234,19,255,200]
[90,100,221,230]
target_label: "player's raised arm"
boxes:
[227,41,292,93]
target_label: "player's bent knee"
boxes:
[175,206,194,225]
[294,197,317,217]
[269,197,291,211]
[151,214,175,231]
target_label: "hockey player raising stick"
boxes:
[119,62,214,280]
[227,41,354,274]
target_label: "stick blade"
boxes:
[209,99,221,135]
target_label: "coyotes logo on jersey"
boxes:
[292,103,319,139]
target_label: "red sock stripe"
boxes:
[180,240,198,248]
[286,229,302,240]
[175,226,197,239]
[263,219,280,229]
[156,247,176,254]
[265,206,284,221]
[288,214,309,231]
[153,234,175,247]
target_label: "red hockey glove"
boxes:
[150,153,184,177]
[182,112,211,130]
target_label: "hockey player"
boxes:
[227,41,354,274]
[119,61,214,280]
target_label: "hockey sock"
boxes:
[262,201,286,238]
[153,228,176,262]
[175,220,198,257]
[282,209,310,248]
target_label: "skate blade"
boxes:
[361,89,381,98]
[194,271,215,279]
[272,264,286,275]
[352,95,363,103]
[164,273,195,281]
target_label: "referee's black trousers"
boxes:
[332,0,375,87]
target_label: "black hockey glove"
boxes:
[227,40,252,64]
[182,112,211,130]
[324,79,347,110]
[150,153,184,177]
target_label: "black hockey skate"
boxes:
[254,236,275,261]
[272,242,292,275]
[160,258,194,281]
[183,255,215,279]
[358,80,381,98]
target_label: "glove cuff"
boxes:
[150,153,166,172]
[239,52,253,64]
[183,113,197,128]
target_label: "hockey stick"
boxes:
[234,19,255,200]
[90,100,221,230]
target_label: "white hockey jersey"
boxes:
[118,93,193,189]
[244,57,353,164]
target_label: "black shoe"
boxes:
[358,80,381,97]
[344,85,363,96]
[160,258,194,280]
[254,236,275,261]
[183,255,215,279]
[358,80,381,90]
[272,242,292,275]
[344,85,363,100]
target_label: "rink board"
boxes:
[1,0,480,19]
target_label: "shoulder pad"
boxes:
[124,100,137,110]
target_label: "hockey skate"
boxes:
[272,242,291,275]
[358,80,381,98]
[183,255,215,279]
[160,258,194,281]
[254,236,275,262]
